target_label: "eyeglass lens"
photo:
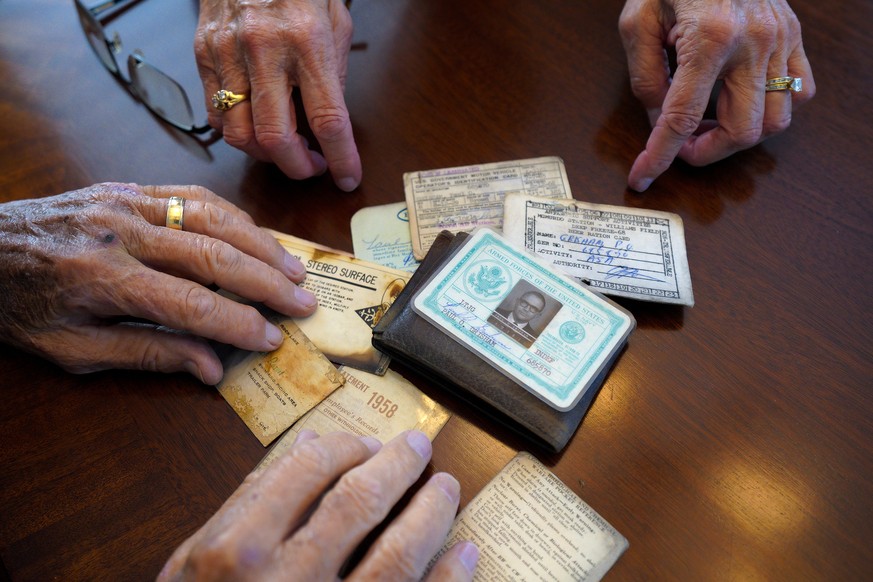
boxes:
[128,54,196,130]
[75,0,205,133]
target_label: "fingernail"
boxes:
[310,152,328,176]
[431,472,460,504]
[296,429,319,442]
[456,541,480,573]
[294,286,318,309]
[359,435,383,454]
[631,177,653,192]
[406,430,432,459]
[336,176,359,192]
[284,252,306,279]
[266,322,284,348]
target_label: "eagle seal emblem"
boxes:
[464,261,509,298]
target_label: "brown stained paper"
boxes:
[218,317,344,446]
[267,230,412,375]
[257,366,451,470]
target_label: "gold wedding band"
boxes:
[211,89,248,111]
[166,196,185,230]
[765,76,802,93]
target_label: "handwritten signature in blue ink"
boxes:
[605,266,663,282]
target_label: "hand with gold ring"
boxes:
[211,89,248,111]
[0,183,318,384]
[195,0,362,192]
[619,0,816,192]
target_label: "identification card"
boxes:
[412,228,634,411]
[269,230,412,374]
[404,157,573,260]
[350,202,420,272]
[257,366,451,470]
[503,194,694,305]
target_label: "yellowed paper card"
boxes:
[257,366,451,470]
[429,452,628,581]
[217,316,345,446]
[268,230,412,374]
[403,156,573,260]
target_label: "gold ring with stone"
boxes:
[765,76,802,93]
[211,89,248,111]
[166,196,185,230]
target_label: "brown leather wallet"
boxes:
[372,230,627,452]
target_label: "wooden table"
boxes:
[1,0,871,579]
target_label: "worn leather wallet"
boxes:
[372,230,624,452]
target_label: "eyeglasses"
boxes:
[518,299,544,314]
[74,0,210,134]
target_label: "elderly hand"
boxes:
[196,0,361,191]
[0,183,317,384]
[619,0,815,192]
[158,430,479,581]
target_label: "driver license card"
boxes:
[411,228,635,411]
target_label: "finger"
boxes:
[43,324,224,385]
[281,430,433,579]
[627,36,727,192]
[675,65,767,168]
[136,187,308,283]
[95,265,288,352]
[349,472,465,581]
[140,184,255,224]
[786,38,815,106]
[618,0,672,116]
[423,541,480,582]
[248,60,330,180]
[128,226,317,318]
[299,56,361,192]
[179,432,380,579]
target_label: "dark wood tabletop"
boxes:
[1,0,871,579]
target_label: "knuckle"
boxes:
[369,531,421,579]
[328,471,388,523]
[309,107,350,142]
[187,538,244,579]
[284,437,342,478]
[763,112,792,136]
[223,125,258,151]
[661,110,703,139]
[180,286,218,328]
[730,124,763,149]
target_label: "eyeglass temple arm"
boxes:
[87,0,148,23]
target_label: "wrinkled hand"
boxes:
[0,183,317,384]
[196,0,361,191]
[158,430,479,581]
[619,0,815,191]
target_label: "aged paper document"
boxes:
[429,452,628,581]
[503,194,694,305]
[268,230,412,374]
[257,366,451,470]
[350,202,420,272]
[404,157,573,260]
[217,316,344,446]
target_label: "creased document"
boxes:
[503,194,694,306]
[217,316,344,446]
[350,202,420,272]
[428,452,628,581]
[268,230,412,374]
[257,366,451,470]
[404,157,573,260]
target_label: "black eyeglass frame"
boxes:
[74,0,211,134]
